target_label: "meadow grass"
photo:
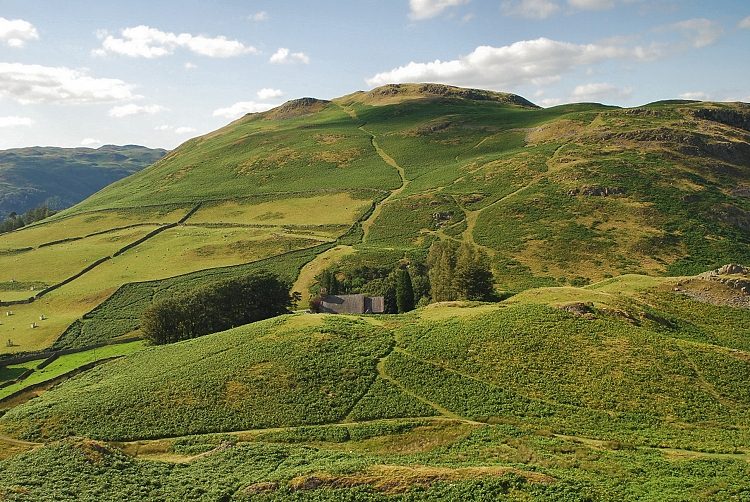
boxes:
[0,287,748,500]
[291,245,356,308]
[0,226,160,288]
[188,192,372,227]
[0,341,146,401]
[0,206,188,249]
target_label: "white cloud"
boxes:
[738,16,750,29]
[257,88,283,100]
[108,104,167,118]
[409,0,470,20]
[571,82,631,101]
[0,62,138,105]
[366,38,660,89]
[154,124,171,131]
[174,126,196,134]
[567,0,615,10]
[250,11,269,22]
[0,17,39,48]
[679,91,709,100]
[502,0,560,19]
[212,101,277,119]
[94,25,258,58]
[80,137,102,146]
[184,62,197,70]
[269,48,309,64]
[538,97,565,107]
[0,116,34,128]
[669,18,722,48]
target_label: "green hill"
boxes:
[0,276,748,500]
[64,84,750,284]
[0,84,748,500]
[0,83,745,354]
[0,145,166,218]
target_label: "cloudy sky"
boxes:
[0,0,748,149]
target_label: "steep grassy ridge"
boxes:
[59,85,750,287]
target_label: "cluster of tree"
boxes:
[427,241,496,301]
[311,241,495,314]
[0,205,56,234]
[141,272,296,344]
[314,262,429,314]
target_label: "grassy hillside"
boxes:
[0,145,166,218]
[0,278,748,500]
[0,84,747,499]
[0,83,747,355]
[62,84,750,285]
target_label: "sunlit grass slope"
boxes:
[60,83,750,287]
[0,279,748,500]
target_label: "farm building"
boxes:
[320,294,385,314]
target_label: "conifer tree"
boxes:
[396,267,415,313]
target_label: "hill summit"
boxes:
[336,82,539,107]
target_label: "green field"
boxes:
[0,206,188,250]
[0,341,146,401]
[0,193,361,353]
[0,226,161,290]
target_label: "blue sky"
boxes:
[0,0,748,149]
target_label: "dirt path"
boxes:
[460,181,538,256]
[291,245,355,308]
[675,344,735,408]
[459,140,572,253]
[0,434,41,447]
[358,127,410,243]
[552,432,750,462]
[375,351,482,424]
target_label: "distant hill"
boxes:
[0,145,167,218]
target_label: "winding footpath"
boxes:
[358,126,410,243]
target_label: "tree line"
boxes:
[0,205,56,234]
[141,272,295,344]
[313,240,495,314]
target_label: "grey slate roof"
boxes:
[320,294,385,314]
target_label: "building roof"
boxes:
[320,294,385,314]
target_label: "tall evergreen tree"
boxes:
[454,243,495,300]
[319,269,339,295]
[427,240,458,301]
[396,267,415,313]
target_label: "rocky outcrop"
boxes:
[264,98,331,120]
[695,264,750,299]
[693,107,750,133]
[560,302,595,317]
[364,83,539,108]
[712,204,750,232]
[567,186,625,197]
[593,128,750,166]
